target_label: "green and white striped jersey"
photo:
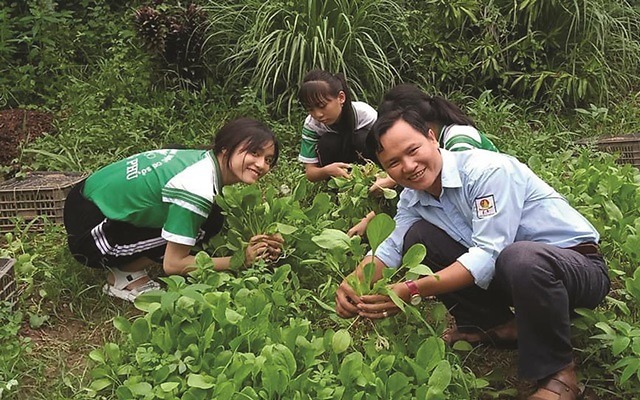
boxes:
[82,149,222,245]
[440,124,498,152]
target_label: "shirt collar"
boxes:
[405,149,462,206]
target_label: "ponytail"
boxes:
[429,96,475,126]
[378,84,475,127]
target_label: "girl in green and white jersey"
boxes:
[64,118,283,302]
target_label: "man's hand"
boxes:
[357,282,411,319]
[335,279,361,318]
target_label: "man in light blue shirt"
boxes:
[335,108,610,400]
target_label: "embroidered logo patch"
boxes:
[475,195,496,218]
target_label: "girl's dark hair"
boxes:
[378,84,475,127]
[208,117,279,167]
[298,69,355,133]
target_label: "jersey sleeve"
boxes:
[353,102,377,130]
[298,123,320,164]
[161,203,207,245]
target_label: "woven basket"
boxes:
[0,171,87,233]
[590,133,640,169]
[0,258,17,308]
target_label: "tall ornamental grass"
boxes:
[205,0,404,115]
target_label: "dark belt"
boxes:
[565,242,601,256]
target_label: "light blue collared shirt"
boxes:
[374,149,599,289]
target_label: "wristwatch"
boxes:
[404,280,422,305]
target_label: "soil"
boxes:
[467,346,608,399]
[18,302,122,397]
[0,108,55,167]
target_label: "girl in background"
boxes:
[377,84,497,153]
[297,70,379,182]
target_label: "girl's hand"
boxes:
[245,234,285,265]
[262,233,285,262]
[323,162,351,179]
[368,175,397,197]
[244,239,271,266]
[347,211,375,237]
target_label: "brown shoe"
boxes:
[442,319,518,349]
[528,363,582,400]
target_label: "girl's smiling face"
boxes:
[224,140,276,185]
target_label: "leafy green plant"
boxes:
[576,283,640,395]
[0,305,31,399]
[399,0,640,107]
[85,251,481,399]
[327,162,397,232]
[210,183,302,268]
[312,213,433,311]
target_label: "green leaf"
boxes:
[620,357,640,384]
[89,378,112,392]
[128,382,153,396]
[225,308,243,325]
[339,352,364,385]
[274,223,297,235]
[428,360,452,393]
[131,318,151,345]
[387,288,406,312]
[452,341,474,351]
[104,342,120,362]
[89,349,105,364]
[362,262,376,294]
[194,251,213,269]
[402,243,426,268]
[213,381,235,398]
[416,337,445,373]
[28,312,48,329]
[187,373,215,389]
[112,316,131,333]
[311,294,335,312]
[407,264,434,279]
[387,372,410,396]
[312,229,351,251]
[382,188,397,199]
[603,199,624,221]
[366,213,395,252]
[332,329,351,353]
[160,382,180,392]
[134,292,162,312]
[613,336,632,356]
